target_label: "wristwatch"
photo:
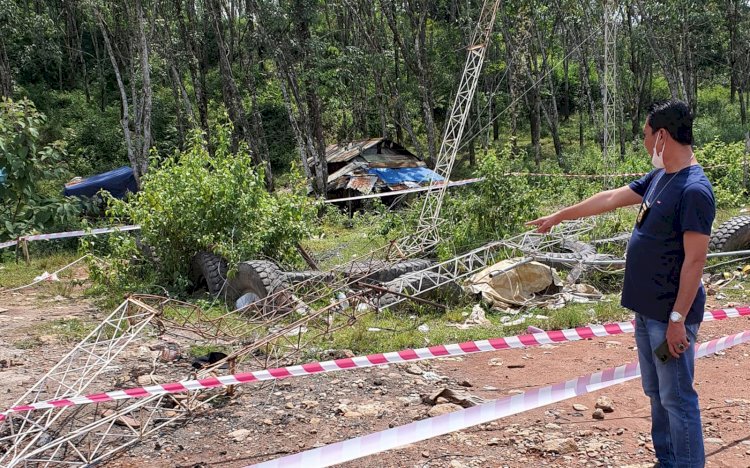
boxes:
[669,311,684,323]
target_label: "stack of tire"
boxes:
[190,253,290,313]
[190,252,450,312]
[709,215,750,253]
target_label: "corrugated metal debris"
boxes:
[345,175,378,194]
[324,138,442,199]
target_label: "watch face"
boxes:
[670,311,682,322]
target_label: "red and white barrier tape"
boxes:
[0,225,140,250]
[1,306,748,422]
[252,329,750,468]
[0,240,17,249]
[323,164,731,204]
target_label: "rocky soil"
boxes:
[2,288,750,468]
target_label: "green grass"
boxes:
[42,318,96,342]
[311,297,634,356]
[14,318,96,349]
[302,220,393,269]
[13,337,43,349]
[0,252,80,289]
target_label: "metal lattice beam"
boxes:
[602,0,618,187]
[398,0,501,256]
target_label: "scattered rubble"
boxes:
[428,403,463,417]
[595,396,615,412]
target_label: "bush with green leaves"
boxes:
[0,97,79,240]
[695,140,747,207]
[106,123,320,285]
[435,145,542,259]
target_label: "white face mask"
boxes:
[651,132,664,168]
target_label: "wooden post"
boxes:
[296,242,319,270]
[744,132,749,194]
[21,238,30,265]
[226,357,236,396]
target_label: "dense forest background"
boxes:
[1,0,750,239]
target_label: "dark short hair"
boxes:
[646,100,694,145]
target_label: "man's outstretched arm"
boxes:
[526,185,643,233]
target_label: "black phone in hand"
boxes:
[654,338,689,363]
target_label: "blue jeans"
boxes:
[635,313,704,468]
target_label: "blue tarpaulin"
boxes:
[63,166,137,199]
[367,167,444,185]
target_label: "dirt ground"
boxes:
[2,287,750,468]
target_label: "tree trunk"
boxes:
[209,0,273,190]
[0,37,12,98]
[393,42,403,144]
[535,26,563,166]
[277,68,312,180]
[91,23,106,111]
[136,0,152,178]
[382,0,436,160]
[96,10,139,186]
[177,0,211,145]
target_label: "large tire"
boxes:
[378,270,461,309]
[226,260,291,310]
[190,252,229,297]
[336,259,435,283]
[530,239,597,268]
[284,270,335,284]
[335,260,391,281]
[710,216,750,252]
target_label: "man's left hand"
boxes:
[666,321,690,358]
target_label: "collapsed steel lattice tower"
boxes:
[398,0,501,256]
[601,0,619,187]
[0,1,508,465]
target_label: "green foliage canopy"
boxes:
[108,122,320,283]
[0,98,78,240]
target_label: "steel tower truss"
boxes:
[398,0,501,256]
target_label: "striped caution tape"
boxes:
[0,225,141,250]
[1,306,748,422]
[23,225,140,242]
[0,240,17,249]
[503,163,728,180]
[252,329,750,468]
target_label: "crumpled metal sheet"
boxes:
[345,175,378,194]
[464,258,563,308]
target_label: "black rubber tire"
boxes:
[335,260,391,281]
[335,259,435,283]
[190,252,229,296]
[391,259,436,279]
[528,239,597,269]
[378,271,461,308]
[226,260,290,308]
[284,270,335,284]
[709,216,750,252]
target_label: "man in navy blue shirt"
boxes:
[527,100,714,468]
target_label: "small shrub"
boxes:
[695,140,747,207]
[105,122,320,286]
[0,97,79,240]
[435,145,542,259]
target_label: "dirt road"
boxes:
[2,289,750,467]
